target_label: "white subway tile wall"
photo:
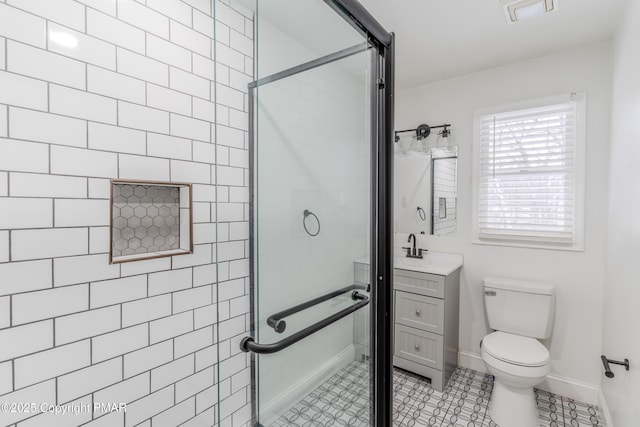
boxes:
[0,0,252,426]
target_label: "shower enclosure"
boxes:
[237,1,394,425]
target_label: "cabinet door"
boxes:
[395,291,444,334]
[394,269,445,299]
[394,324,443,369]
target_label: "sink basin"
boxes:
[355,251,463,276]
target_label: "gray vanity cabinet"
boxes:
[352,260,460,391]
[393,267,460,391]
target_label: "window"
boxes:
[472,93,586,250]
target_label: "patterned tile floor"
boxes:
[269,361,605,427]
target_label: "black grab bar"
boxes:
[267,284,368,333]
[240,291,369,355]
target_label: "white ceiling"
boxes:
[359,0,627,90]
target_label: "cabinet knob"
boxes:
[414,344,421,351]
[415,309,421,316]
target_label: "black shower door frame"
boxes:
[247,2,394,425]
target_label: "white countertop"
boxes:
[356,251,463,276]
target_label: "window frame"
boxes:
[471,93,587,251]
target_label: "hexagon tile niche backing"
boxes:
[112,183,181,258]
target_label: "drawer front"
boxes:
[395,291,444,334]
[394,324,443,370]
[394,269,445,299]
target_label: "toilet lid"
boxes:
[482,331,550,367]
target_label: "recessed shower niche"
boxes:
[110,180,193,263]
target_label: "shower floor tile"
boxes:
[268,361,605,427]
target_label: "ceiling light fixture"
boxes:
[500,0,555,23]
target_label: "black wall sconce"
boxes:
[394,123,451,142]
[395,123,453,156]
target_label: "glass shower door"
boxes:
[240,1,379,425]
[251,50,373,426]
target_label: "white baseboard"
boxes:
[598,388,614,427]
[459,350,488,374]
[260,345,355,424]
[539,374,599,405]
[458,350,599,405]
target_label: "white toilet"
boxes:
[481,276,555,427]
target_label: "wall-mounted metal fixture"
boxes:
[267,284,367,334]
[240,288,369,354]
[303,209,321,236]
[417,206,426,221]
[601,355,630,378]
[395,123,453,156]
[436,126,454,150]
[395,123,450,142]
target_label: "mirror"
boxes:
[394,154,458,236]
[431,156,457,236]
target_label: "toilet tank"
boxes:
[483,276,556,339]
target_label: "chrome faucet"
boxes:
[402,233,426,259]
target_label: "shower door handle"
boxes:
[239,291,369,355]
[266,284,368,333]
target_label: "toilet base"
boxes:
[489,379,539,427]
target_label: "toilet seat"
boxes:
[482,331,549,367]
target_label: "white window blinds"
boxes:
[477,100,579,245]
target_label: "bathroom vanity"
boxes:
[354,252,462,391]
